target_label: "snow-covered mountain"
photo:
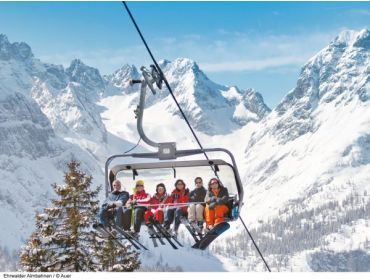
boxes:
[101,58,270,139]
[243,29,370,220]
[0,35,104,253]
[0,34,270,271]
[215,29,370,271]
[1,28,370,272]
[0,34,148,257]
[158,58,270,134]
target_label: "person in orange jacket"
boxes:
[163,179,189,234]
[204,178,229,230]
[144,183,172,224]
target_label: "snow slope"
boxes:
[213,29,370,271]
[241,29,370,223]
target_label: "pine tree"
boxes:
[19,160,140,272]
[93,235,140,272]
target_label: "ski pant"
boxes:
[144,208,164,224]
[205,204,229,226]
[98,207,124,228]
[164,207,187,231]
[187,204,204,223]
[122,207,146,232]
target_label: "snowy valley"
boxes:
[0,29,370,271]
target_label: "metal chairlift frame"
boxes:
[104,65,244,219]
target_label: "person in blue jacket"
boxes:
[97,179,130,229]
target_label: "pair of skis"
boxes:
[147,216,183,250]
[179,217,230,250]
[191,222,230,250]
[93,223,148,250]
[94,220,229,251]
[146,223,165,247]
[180,217,203,243]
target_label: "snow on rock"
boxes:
[0,35,104,252]
[214,28,370,271]
[241,28,370,224]
[100,57,270,138]
[0,34,33,61]
[66,59,105,97]
[104,64,140,96]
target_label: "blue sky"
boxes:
[1,1,370,107]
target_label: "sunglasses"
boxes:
[195,181,202,184]
[136,185,144,187]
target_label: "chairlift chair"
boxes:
[104,65,244,221]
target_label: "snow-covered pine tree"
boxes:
[19,160,140,272]
[93,235,140,272]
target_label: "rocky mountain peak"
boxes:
[164,57,203,78]
[66,59,105,91]
[108,64,140,89]
[0,34,33,61]
[331,29,370,49]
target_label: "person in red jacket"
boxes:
[163,179,190,234]
[122,179,151,234]
[144,183,172,224]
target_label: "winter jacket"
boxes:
[205,186,229,206]
[149,193,172,210]
[189,186,207,203]
[129,190,151,206]
[102,191,130,209]
[170,188,190,212]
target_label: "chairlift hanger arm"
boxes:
[134,66,162,148]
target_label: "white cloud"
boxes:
[349,9,370,16]
[37,28,346,75]
[200,56,307,72]
[148,30,338,73]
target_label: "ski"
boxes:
[192,222,230,250]
[110,223,148,250]
[148,229,158,247]
[147,223,165,246]
[180,217,200,243]
[93,224,140,250]
[191,223,204,238]
[147,224,158,247]
[149,216,182,249]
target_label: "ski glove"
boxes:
[113,201,123,207]
[209,202,216,210]
[107,203,116,209]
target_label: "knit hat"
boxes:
[136,179,144,186]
